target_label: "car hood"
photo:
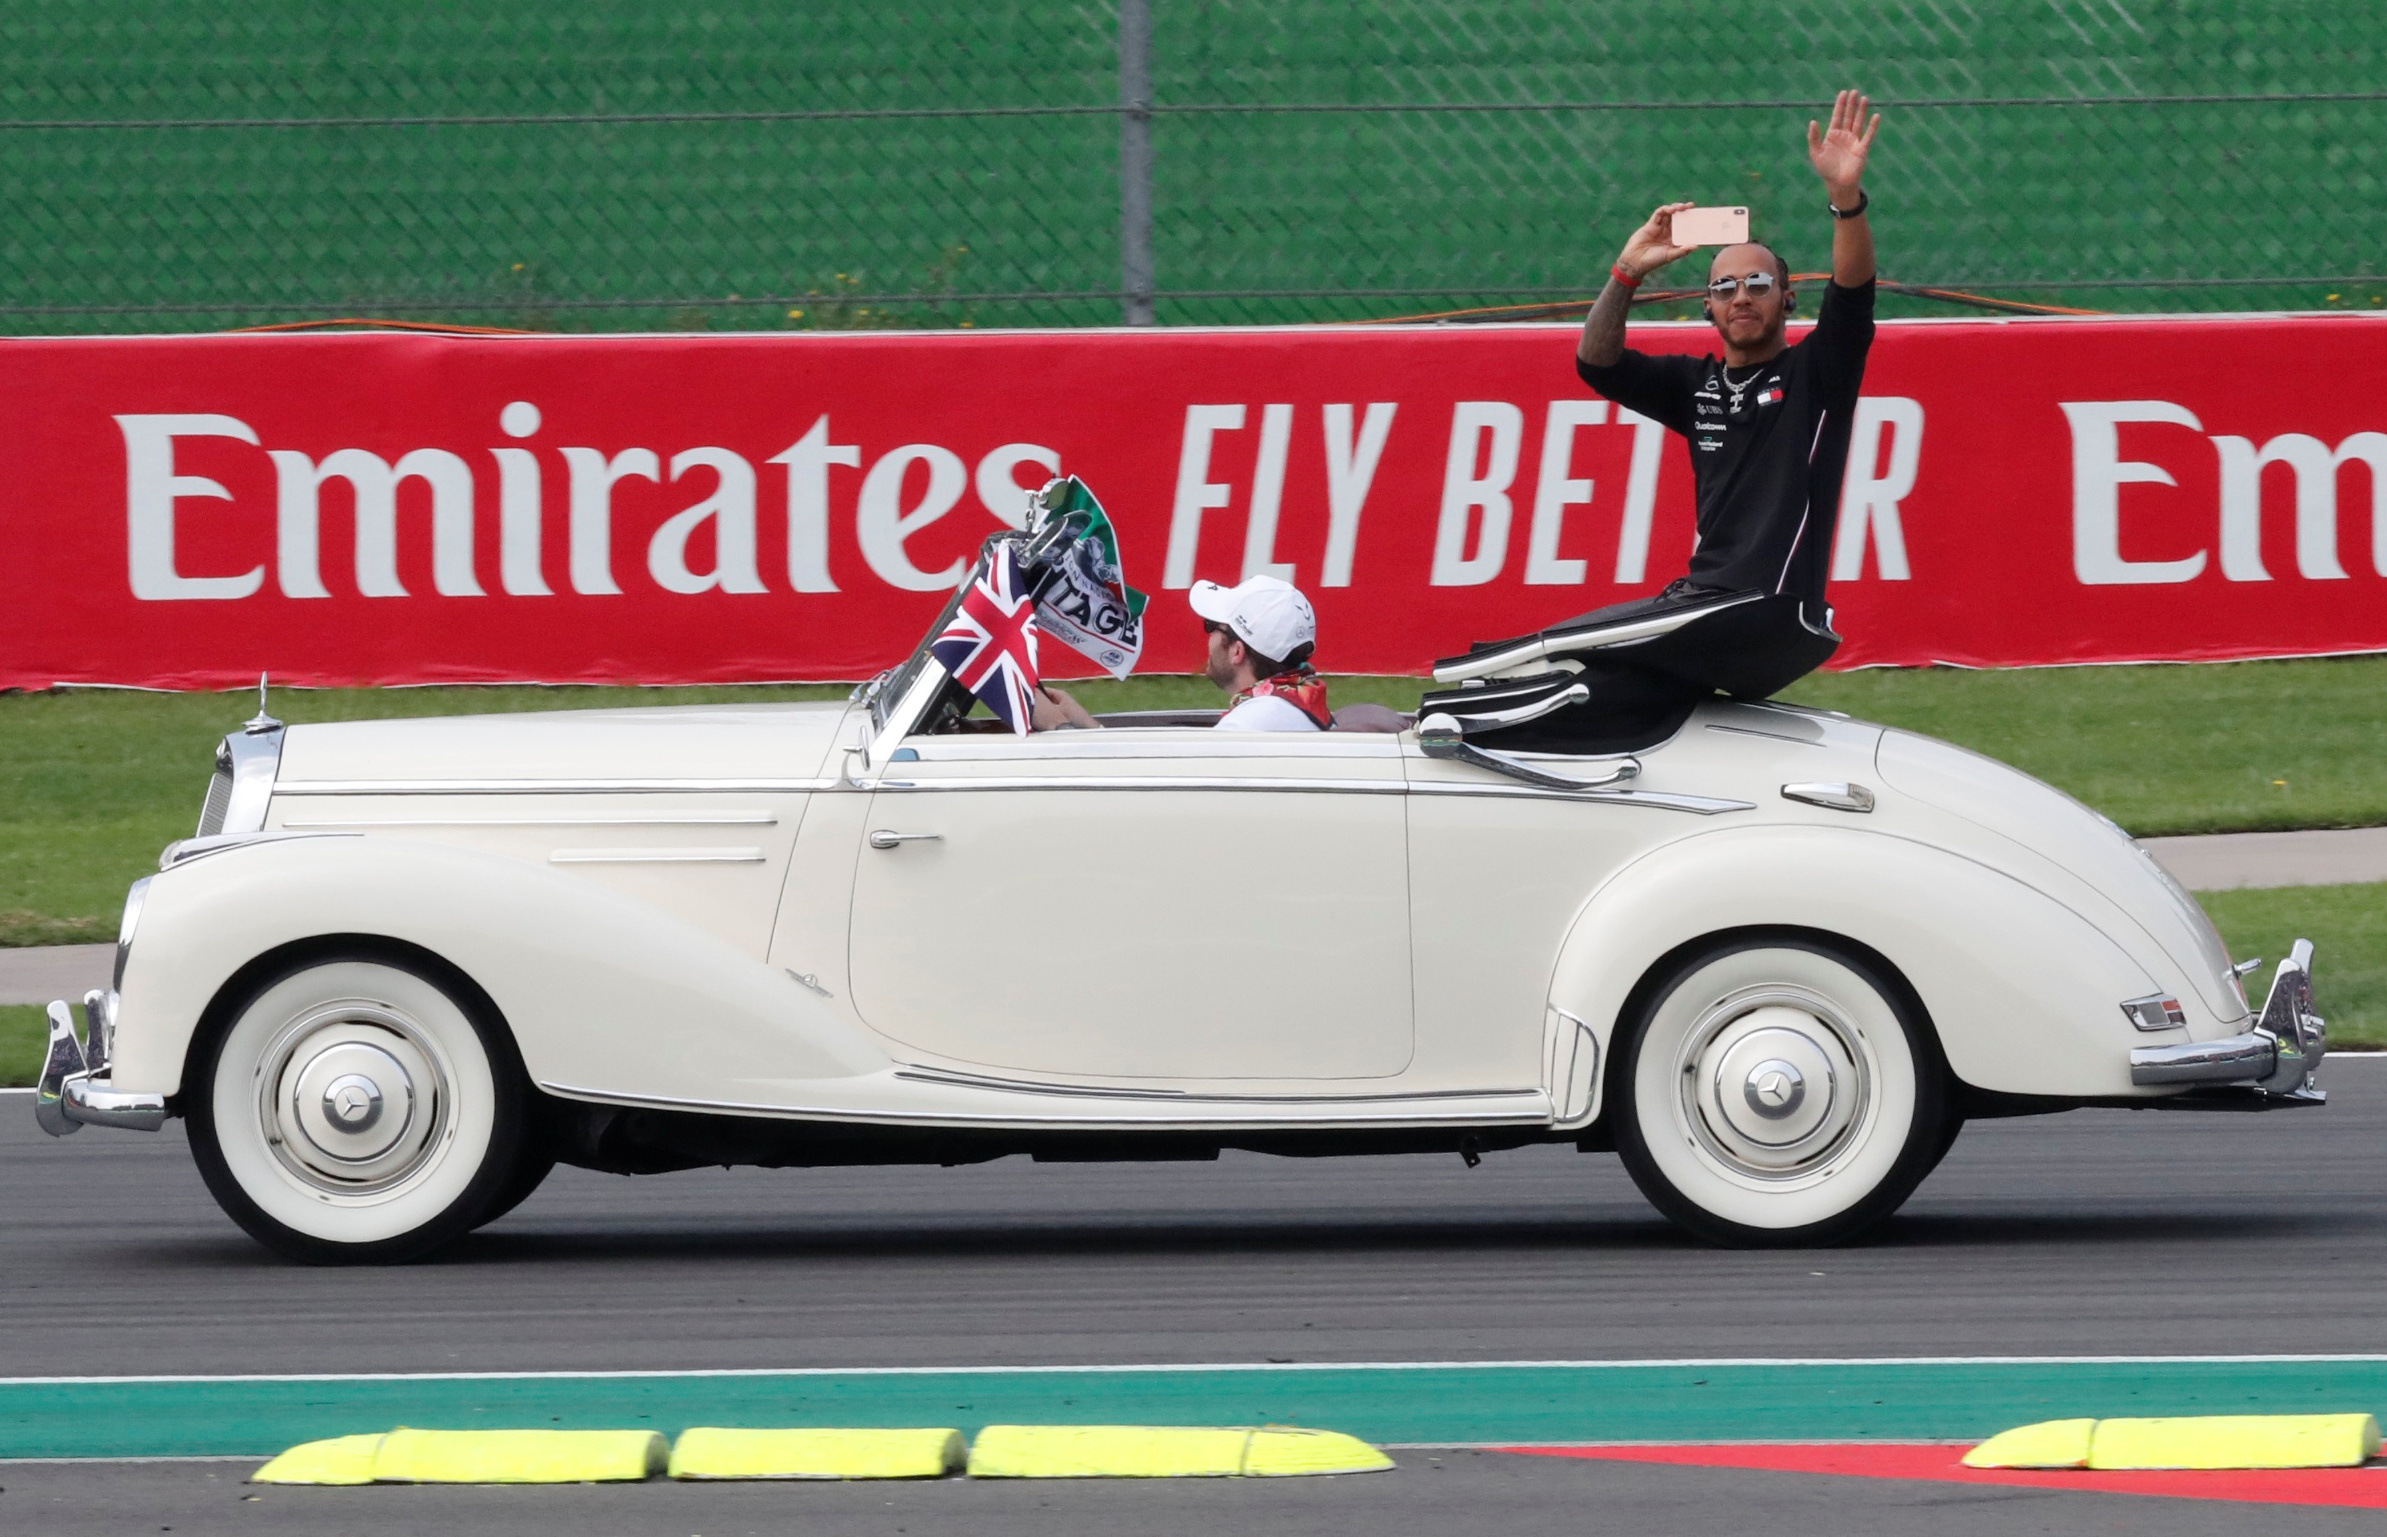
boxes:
[275,701,857,786]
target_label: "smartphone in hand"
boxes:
[1670,206,1751,247]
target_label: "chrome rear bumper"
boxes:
[34,990,167,1136]
[2129,939,2324,1104]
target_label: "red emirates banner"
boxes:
[4,314,2384,690]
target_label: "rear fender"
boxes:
[112,836,891,1101]
[1546,825,2164,1126]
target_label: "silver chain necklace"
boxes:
[1719,361,1765,411]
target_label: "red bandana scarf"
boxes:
[1234,665,1332,728]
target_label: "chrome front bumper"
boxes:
[35,990,167,1136]
[2129,940,2324,1105]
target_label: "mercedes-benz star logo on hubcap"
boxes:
[322,1073,384,1132]
[1743,1059,1806,1120]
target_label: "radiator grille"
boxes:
[198,755,232,837]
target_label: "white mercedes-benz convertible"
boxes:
[37,526,2324,1263]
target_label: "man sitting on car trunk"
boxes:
[1033,574,1328,732]
[1541,87,1882,725]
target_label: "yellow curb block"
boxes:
[1965,1413,2380,1471]
[2089,1413,2380,1470]
[253,1428,667,1485]
[371,1428,667,1484]
[668,1427,966,1480]
[253,1423,1393,1486]
[1960,1418,2095,1469]
[965,1425,1394,1478]
[251,1433,386,1485]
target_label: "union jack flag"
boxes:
[930,546,1042,734]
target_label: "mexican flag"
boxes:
[1029,476,1148,678]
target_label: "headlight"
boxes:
[113,876,150,993]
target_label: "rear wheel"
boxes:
[187,954,529,1265]
[1612,935,1949,1247]
[472,1142,556,1230]
[1923,1106,1967,1177]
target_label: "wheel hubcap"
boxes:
[258,1004,447,1194]
[1742,1057,1806,1120]
[1677,993,1872,1180]
[323,1072,384,1132]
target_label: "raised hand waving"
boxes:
[1806,88,1879,198]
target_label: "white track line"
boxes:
[8,1354,2387,1388]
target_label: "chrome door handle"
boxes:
[1780,781,1875,813]
[868,829,943,850]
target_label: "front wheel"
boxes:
[1612,935,1950,1247]
[187,953,529,1264]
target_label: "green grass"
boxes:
[1,1005,45,1087]
[5,883,2378,1086]
[1,655,2382,943]
[1045,655,2387,845]
[0,683,852,946]
[1777,656,2387,838]
[2200,883,2387,1050]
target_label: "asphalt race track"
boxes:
[11,1071,2385,1375]
[6,1064,2387,1533]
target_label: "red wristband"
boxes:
[1610,264,1643,289]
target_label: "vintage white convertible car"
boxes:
[37,533,2324,1263]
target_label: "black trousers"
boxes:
[1426,586,1841,754]
[1435,659,1697,755]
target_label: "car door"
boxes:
[845,726,1413,1083]
[1402,729,1740,1097]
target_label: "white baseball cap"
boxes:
[1188,574,1317,666]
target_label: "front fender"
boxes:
[112,836,892,1101]
[1547,824,2167,1123]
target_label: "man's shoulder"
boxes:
[1814,278,1878,324]
[1216,695,1321,732]
[1639,347,1718,377]
[1789,284,1875,351]
[1579,346,1714,386]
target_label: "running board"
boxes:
[541,1071,1554,1132]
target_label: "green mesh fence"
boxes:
[0,0,2379,334]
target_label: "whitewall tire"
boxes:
[1613,935,1950,1247]
[187,953,530,1264]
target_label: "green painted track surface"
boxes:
[13,1358,2387,1461]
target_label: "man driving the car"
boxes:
[1032,574,1328,731]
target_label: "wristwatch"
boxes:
[1828,190,1870,220]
